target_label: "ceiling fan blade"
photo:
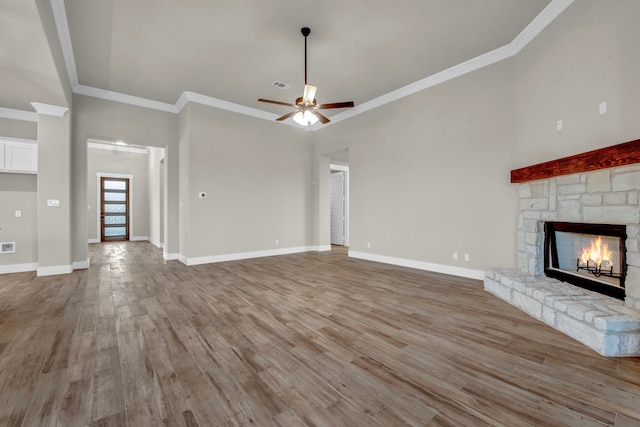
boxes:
[258,99,296,107]
[302,84,317,105]
[276,111,297,121]
[312,111,331,124]
[317,101,355,109]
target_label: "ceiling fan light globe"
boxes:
[293,110,319,126]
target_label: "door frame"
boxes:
[96,172,134,242]
[330,163,349,246]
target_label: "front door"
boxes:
[101,177,130,242]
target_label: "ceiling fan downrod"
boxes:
[301,27,310,85]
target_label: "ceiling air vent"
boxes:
[272,81,290,90]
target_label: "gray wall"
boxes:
[315,60,517,272]
[179,102,313,260]
[87,146,151,242]
[37,112,72,273]
[0,174,38,268]
[514,0,640,165]
[178,104,190,258]
[0,120,38,268]
[0,118,38,140]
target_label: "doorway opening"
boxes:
[89,140,166,249]
[330,163,349,247]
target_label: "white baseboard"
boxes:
[90,237,156,245]
[182,246,317,266]
[0,262,37,274]
[163,252,179,261]
[314,245,332,252]
[348,251,485,280]
[72,258,90,270]
[1,260,87,275]
[149,238,163,248]
[37,264,73,277]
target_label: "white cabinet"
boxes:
[0,138,38,174]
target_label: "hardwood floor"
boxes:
[1,242,639,426]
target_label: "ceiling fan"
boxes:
[258,27,354,127]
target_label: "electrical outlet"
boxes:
[1,242,15,254]
[47,199,60,207]
[367,242,371,249]
[464,254,470,262]
[275,239,279,245]
[15,210,21,218]
[556,120,563,131]
[452,252,458,260]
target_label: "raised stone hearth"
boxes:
[485,270,640,356]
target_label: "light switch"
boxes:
[599,101,607,115]
[15,210,21,218]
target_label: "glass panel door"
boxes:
[101,177,130,241]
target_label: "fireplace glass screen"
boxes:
[544,222,626,300]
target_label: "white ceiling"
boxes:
[3,0,576,125]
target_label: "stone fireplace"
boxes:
[515,164,639,307]
[485,140,640,357]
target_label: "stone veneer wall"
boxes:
[516,163,640,309]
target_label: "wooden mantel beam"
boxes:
[511,138,640,183]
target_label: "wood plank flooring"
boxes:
[1,242,639,426]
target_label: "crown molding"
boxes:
[176,91,279,121]
[0,107,38,122]
[0,136,37,145]
[31,102,69,117]
[325,0,574,128]
[50,0,573,130]
[174,92,190,112]
[88,140,149,154]
[510,0,574,52]
[75,85,177,113]
[177,91,307,129]
[51,0,78,88]
[326,43,515,128]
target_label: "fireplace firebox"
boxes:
[544,221,627,300]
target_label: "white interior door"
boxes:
[330,171,345,245]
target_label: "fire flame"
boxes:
[580,236,612,267]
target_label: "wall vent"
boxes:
[1,242,15,254]
[272,81,290,90]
